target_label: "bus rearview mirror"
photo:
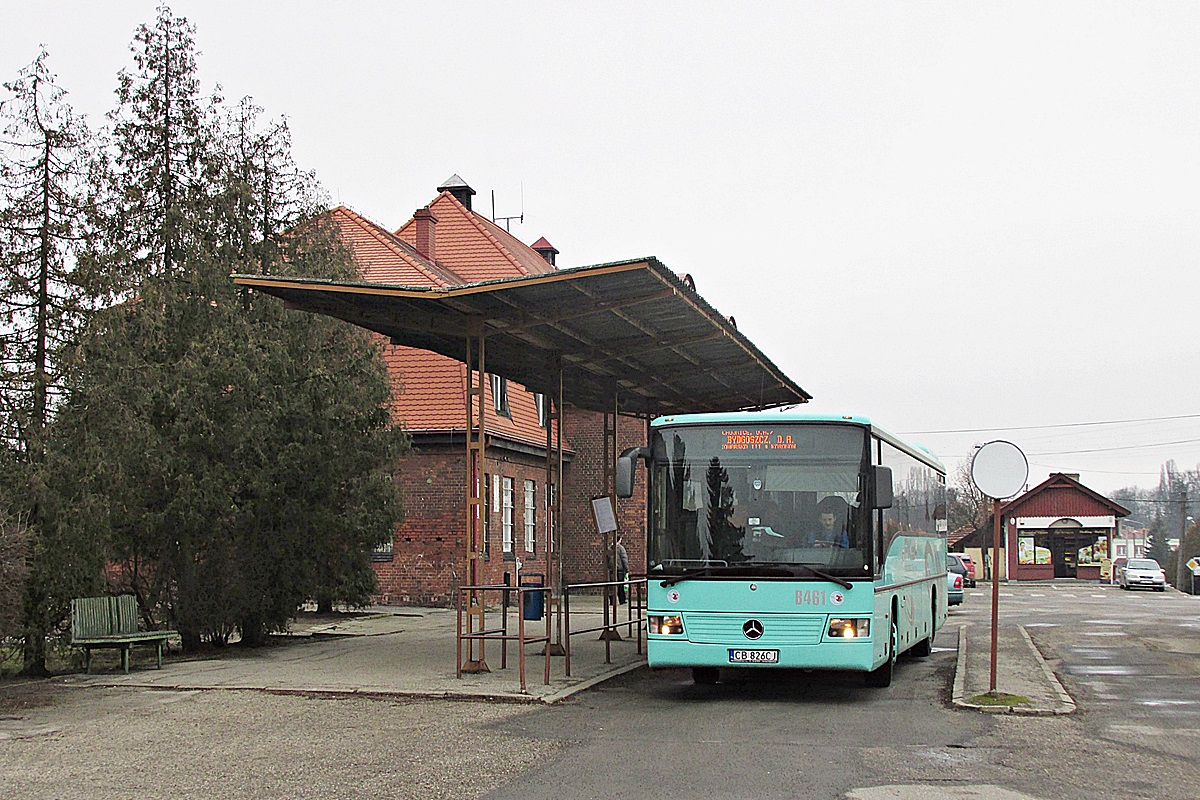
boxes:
[616,447,650,498]
[873,465,894,509]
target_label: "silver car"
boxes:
[946,556,965,605]
[1120,558,1167,592]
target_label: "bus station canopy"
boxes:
[232,257,811,417]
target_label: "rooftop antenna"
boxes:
[491,182,524,232]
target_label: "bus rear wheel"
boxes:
[865,620,897,687]
[692,667,719,685]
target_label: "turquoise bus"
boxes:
[616,412,947,687]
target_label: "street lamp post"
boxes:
[1177,502,1193,590]
[1187,516,1196,595]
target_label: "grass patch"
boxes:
[967,690,1031,706]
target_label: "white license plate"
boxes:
[728,648,779,664]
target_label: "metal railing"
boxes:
[456,582,552,693]
[454,576,648,692]
[561,578,646,676]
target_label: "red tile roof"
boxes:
[380,343,560,450]
[381,344,466,429]
[329,206,463,286]
[337,194,561,448]
[395,191,555,282]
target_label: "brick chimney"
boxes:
[413,207,437,262]
[531,237,558,266]
[437,174,475,211]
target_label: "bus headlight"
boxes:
[648,615,684,635]
[828,618,870,639]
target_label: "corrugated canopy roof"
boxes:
[232,257,811,416]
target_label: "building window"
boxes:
[1017,534,1052,565]
[524,479,536,553]
[491,374,510,417]
[533,392,547,428]
[482,473,490,561]
[501,476,514,556]
[371,538,394,562]
[547,483,557,553]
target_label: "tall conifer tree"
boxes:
[57,6,405,650]
[0,49,92,458]
[0,49,102,675]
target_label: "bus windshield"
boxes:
[648,423,871,578]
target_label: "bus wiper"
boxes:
[787,563,853,590]
[659,567,718,587]
[660,564,820,587]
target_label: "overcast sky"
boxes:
[6,1,1199,495]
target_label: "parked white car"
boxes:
[1119,558,1167,592]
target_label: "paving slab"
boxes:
[54,588,1076,713]
[61,597,646,704]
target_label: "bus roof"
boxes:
[650,410,945,473]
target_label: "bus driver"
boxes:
[807,495,851,548]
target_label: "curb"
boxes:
[950,624,1075,715]
[1018,625,1076,715]
[67,678,554,705]
[60,657,649,706]
[539,659,645,704]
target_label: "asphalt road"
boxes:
[980,582,1200,763]
[3,584,1198,800]
[477,585,1199,800]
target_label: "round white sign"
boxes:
[970,440,1029,499]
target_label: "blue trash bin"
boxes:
[520,574,545,621]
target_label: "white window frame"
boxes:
[501,476,514,555]
[491,374,510,417]
[524,479,536,553]
[546,483,556,554]
[533,392,547,428]
[481,472,490,560]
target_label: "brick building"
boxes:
[328,176,650,605]
[240,175,808,608]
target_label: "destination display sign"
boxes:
[721,429,798,451]
[653,422,864,465]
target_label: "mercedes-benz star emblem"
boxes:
[742,619,764,640]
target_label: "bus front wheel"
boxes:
[693,667,719,685]
[865,620,897,688]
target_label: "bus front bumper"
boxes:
[647,638,877,672]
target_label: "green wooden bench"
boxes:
[71,595,177,674]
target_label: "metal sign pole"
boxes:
[990,498,1002,692]
[970,440,1028,697]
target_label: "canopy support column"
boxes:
[461,319,489,673]
[544,357,566,656]
[600,392,622,641]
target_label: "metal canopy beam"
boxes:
[233,257,811,416]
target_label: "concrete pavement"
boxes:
[62,595,646,704]
[62,585,1078,712]
[949,616,1075,714]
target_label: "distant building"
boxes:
[1111,525,1149,561]
[960,473,1131,581]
